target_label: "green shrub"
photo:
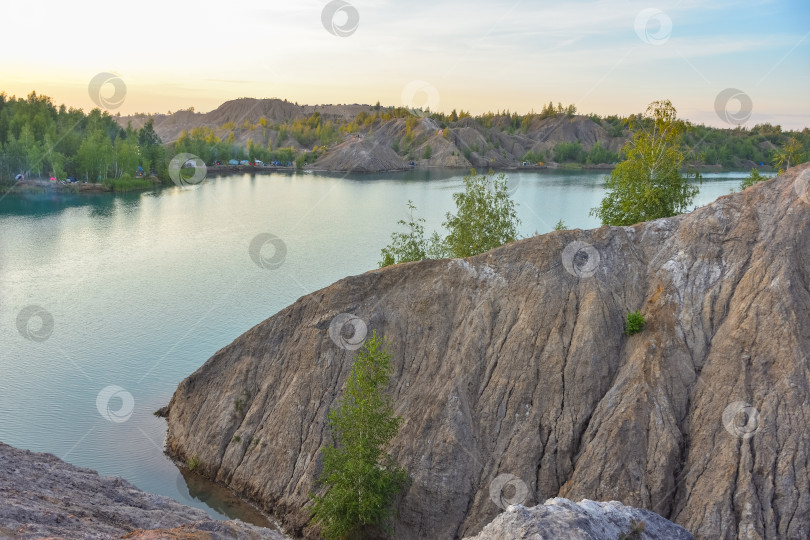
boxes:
[625,310,645,336]
[379,171,520,267]
[586,141,619,164]
[522,150,545,163]
[187,455,201,471]
[234,389,251,414]
[102,174,153,192]
[553,141,586,163]
[379,200,427,267]
[740,168,768,190]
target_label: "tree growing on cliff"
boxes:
[379,171,520,266]
[771,135,805,173]
[310,331,409,539]
[590,100,700,226]
[442,171,520,258]
[740,168,768,190]
[378,201,427,267]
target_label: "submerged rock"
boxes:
[463,499,693,540]
[0,442,285,539]
[164,164,810,539]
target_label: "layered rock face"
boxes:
[463,499,693,540]
[164,165,810,539]
[0,442,284,539]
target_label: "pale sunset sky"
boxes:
[1,0,808,128]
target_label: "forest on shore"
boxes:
[1,91,808,192]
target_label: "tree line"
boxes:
[186,102,809,169]
[3,90,808,191]
[0,92,170,189]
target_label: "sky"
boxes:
[1,0,808,129]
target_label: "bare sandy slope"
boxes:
[116,98,629,172]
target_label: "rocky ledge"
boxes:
[164,164,810,539]
[463,498,693,540]
[0,442,285,539]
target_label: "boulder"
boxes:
[463,499,693,540]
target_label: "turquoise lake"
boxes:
[0,168,759,522]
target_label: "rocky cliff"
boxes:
[164,165,810,539]
[0,442,285,539]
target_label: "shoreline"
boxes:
[1,163,767,198]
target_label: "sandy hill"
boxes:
[117,98,626,171]
[119,98,377,144]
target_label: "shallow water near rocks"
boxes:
[0,168,756,523]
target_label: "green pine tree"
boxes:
[310,331,409,539]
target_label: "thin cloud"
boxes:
[0,0,806,127]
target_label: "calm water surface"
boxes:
[0,168,759,522]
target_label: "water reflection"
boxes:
[0,190,146,218]
[176,467,276,529]
[1,168,764,218]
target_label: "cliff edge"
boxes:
[165,165,810,539]
[0,442,285,539]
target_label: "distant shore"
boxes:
[1,162,762,197]
[1,178,114,194]
[0,163,608,194]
